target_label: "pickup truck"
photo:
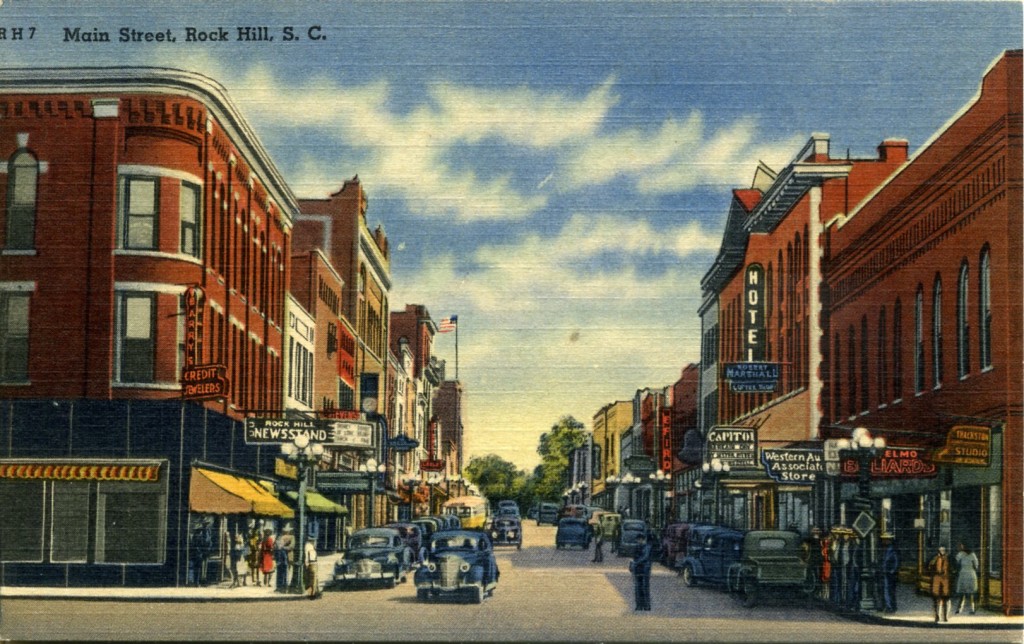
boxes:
[725,530,814,607]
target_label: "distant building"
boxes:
[591,400,631,509]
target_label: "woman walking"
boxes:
[954,542,979,614]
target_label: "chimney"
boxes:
[877,139,909,163]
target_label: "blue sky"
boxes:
[3,1,1020,470]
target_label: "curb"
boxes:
[820,602,1023,631]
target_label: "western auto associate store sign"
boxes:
[840,447,938,479]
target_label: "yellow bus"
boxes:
[442,495,490,530]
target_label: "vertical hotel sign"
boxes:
[744,264,765,361]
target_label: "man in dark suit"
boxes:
[631,533,653,611]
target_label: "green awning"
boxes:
[286,489,348,514]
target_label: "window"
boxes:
[179,183,200,258]
[860,316,869,412]
[979,248,992,369]
[832,333,842,421]
[957,262,969,378]
[0,472,167,564]
[847,327,856,418]
[893,299,903,400]
[988,484,1001,577]
[123,176,159,250]
[877,308,887,406]
[117,292,155,383]
[933,276,943,388]
[914,287,924,394]
[7,150,38,250]
[0,292,29,382]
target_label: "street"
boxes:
[0,523,1018,642]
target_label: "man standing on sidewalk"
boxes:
[880,534,899,613]
[928,546,952,622]
[304,535,322,600]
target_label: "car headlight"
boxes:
[427,562,437,572]
[491,531,498,538]
[460,562,470,573]
[509,531,517,538]
[387,554,398,564]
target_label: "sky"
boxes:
[2,1,1020,471]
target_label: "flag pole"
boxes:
[455,318,459,381]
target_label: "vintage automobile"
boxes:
[331,527,414,589]
[661,522,706,570]
[496,500,521,517]
[725,530,813,607]
[596,512,622,546]
[616,519,655,557]
[415,529,500,603]
[679,525,745,588]
[526,503,539,521]
[384,522,424,563]
[490,515,523,549]
[536,502,560,526]
[555,517,592,549]
[412,517,444,543]
[557,504,593,521]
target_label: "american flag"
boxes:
[438,315,458,333]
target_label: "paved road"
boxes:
[1,522,1020,642]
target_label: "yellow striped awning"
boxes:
[285,489,348,514]
[189,467,294,518]
[0,460,162,482]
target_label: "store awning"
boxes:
[285,489,348,514]
[189,467,294,518]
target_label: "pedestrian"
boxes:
[305,535,321,599]
[592,529,604,563]
[229,532,245,588]
[829,530,844,606]
[275,523,295,592]
[819,529,831,601]
[246,520,261,585]
[188,517,212,586]
[928,545,952,622]
[954,542,979,615]
[847,535,861,610]
[630,533,652,611]
[880,533,899,613]
[804,527,823,600]
[259,526,276,587]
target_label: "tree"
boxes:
[532,415,587,502]
[464,454,531,508]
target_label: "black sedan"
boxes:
[414,530,500,603]
[490,516,523,549]
[331,527,414,589]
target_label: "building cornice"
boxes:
[0,66,299,225]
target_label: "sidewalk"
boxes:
[0,553,343,603]
[821,582,1023,630]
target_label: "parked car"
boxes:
[526,503,539,521]
[596,512,622,547]
[726,530,813,607]
[331,527,414,589]
[490,515,523,549]
[616,519,655,557]
[385,522,424,563]
[558,504,592,521]
[555,517,592,549]
[661,522,706,569]
[679,525,745,588]
[496,500,520,517]
[536,502,560,525]
[415,529,500,603]
[412,516,444,543]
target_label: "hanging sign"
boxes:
[706,426,757,468]
[761,448,825,483]
[931,425,991,467]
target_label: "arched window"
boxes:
[877,308,887,406]
[979,247,992,369]
[7,150,38,250]
[914,286,924,394]
[893,299,902,401]
[860,316,869,413]
[933,275,943,388]
[832,333,842,421]
[957,261,969,378]
[847,326,857,418]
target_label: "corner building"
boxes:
[822,50,1022,615]
[0,68,297,586]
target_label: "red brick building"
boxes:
[0,67,298,586]
[822,50,1022,614]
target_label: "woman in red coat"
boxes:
[259,528,276,586]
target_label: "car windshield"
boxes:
[755,537,789,550]
[433,535,479,550]
[351,535,391,548]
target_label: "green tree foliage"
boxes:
[464,453,531,509]
[532,415,587,502]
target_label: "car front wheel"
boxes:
[682,565,697,587]
[740,578,759,608]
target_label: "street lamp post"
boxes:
[649,470,670,530]
[838,426,886,612]
[701,458,731,525]
[359,458,386,528]
[402,477,418,521]
[579,482,589,506]
[427,473,442,514]
[620,473,640,518]
[604,475,620,511]
[281,434,324,595]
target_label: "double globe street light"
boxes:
[359,457,386,528]
[837,426,886,612]
[281,434,324,594]
[648,469,671,530]
[701,458,731,525]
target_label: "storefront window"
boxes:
[96,481,167,564]
[988,485,1001,577]
[0,479,44,562]
[51,481,90,563]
